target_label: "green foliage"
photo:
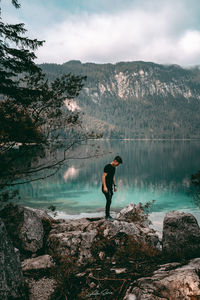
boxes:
[11,0,20,8]
[0,18,44,102]
[142,199,156,214]
[0,2,87,191]
[0,189,20,203]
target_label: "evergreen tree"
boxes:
[0,0,87,192]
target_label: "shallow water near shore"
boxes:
[14,139,200,233]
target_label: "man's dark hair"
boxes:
[114,156,123,164]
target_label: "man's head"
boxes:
[112,155,123,167]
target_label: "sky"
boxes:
[1,0,200,66]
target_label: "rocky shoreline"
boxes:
[0,202,200,299]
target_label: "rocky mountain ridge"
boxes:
[82,64,200,101]
[39,61,200,138]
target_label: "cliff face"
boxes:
[81,63,200,101]
[40,61,200,138]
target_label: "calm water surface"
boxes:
[16,140,200,232]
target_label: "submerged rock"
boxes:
[162,210,200,259]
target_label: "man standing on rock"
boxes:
[102,156,122,220]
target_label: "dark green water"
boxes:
[16,140,200,231]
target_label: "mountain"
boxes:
[38,60,200,139]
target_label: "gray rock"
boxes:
[103,218,160,249]
[46,210,160,265]
[25,277,58,300]
[24,206,53,223]
[103,219,140,238]
[124,258,200,300]
[24,206,54,251]
[14,247,21,262]
[47,227,98,265]
[0,218,27,299]
[0,203,44,253]
[110,268,127,274]
[98,251,105,260]
[22,254,55,272]
[20,208,44,253]
[47,217,98,266]
[116,202,150,227]
[162,210,200,259]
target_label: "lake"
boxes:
[15,139,200,233]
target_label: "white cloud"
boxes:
[34,2,200,66]
[178,30,200,58]
[2,0,200,65]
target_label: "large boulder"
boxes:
[24,206,54,224]
[124,258,200,300]
[0,203,44,254]
[102,218,160,249]
[162,210,200,259]
[0,218,28,299]
[46,205,160,266]
[47,218,98,265]
[24,206,54,249]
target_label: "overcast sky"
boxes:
[2,0,200,66]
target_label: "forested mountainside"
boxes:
[39,60,200,139]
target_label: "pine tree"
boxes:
[0,0,87,192]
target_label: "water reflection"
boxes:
[63,166,79,182]
[15,140,200,229]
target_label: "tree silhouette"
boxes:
[0,0,91,195]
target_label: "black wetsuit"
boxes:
[102,163,115,217]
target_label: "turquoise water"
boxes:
[15,140,200,231]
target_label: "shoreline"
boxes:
[92,138,200,141]
[25,205,200,239]
[59,138,200,141]
[4,138,200,150]
[26,205,165,234]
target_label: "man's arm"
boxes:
[102,172,108,193]
[113,176,117,191]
